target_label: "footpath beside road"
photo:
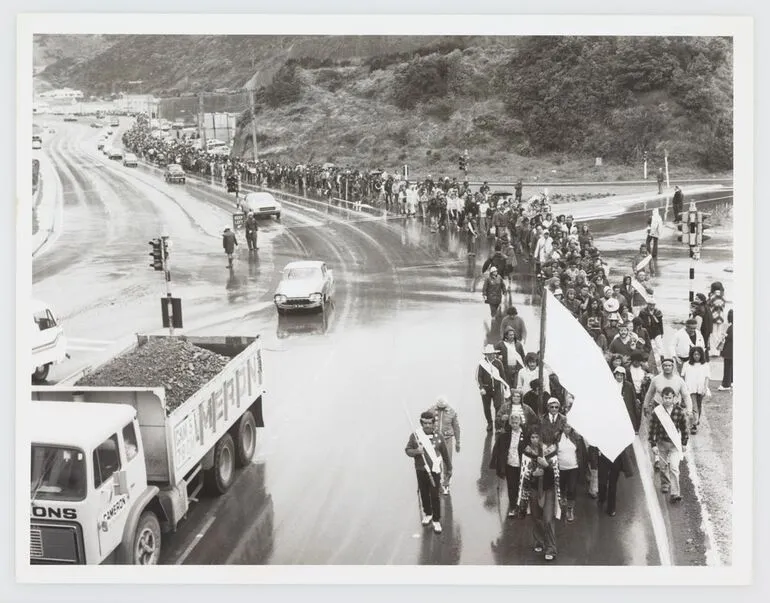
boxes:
[31,151,63,258]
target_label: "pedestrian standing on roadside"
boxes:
[482,266,507,318]
[681,346,710,434]
[648,387,688,503]
[656,168,665,195]
[718,309,733,391]
[244,211,258,251]
[515,178,523,203]
[646,208,662,260]
[426,396,461,495]
[672,186,684,223]
[477,344,509,433]
[490,413,527,518]
[405,411,452,533]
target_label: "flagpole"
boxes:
[401,401,436,488]
[538,288,548,416]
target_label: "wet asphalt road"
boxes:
[31,119,729,566]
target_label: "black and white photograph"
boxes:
[15,13,754,584]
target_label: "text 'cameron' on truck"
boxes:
[29,334,265,565]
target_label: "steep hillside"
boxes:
[36,35,733,177]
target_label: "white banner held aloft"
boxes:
[542,290,635,461]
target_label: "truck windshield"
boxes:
[31,445,86,502]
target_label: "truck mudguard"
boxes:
[116,485,160,563]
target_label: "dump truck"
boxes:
[29,334,265,565]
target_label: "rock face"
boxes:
[75,338,231,413]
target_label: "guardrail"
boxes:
[135,154,387,223]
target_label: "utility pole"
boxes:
[248,88,258,162]
[161,235,174,336]
[198,92,206,149]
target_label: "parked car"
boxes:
[243,192,281,221]
[108,148,124,161]
[164,163,186,184]
[123,153,138,167]
[273,260,335,315]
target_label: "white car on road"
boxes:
[123,153,138,167]
[273,261,335,314]
[243,191,281,221]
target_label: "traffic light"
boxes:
[643,151,648,161]
[149,239,163,271]
[161,236,170,261]
[459,155,467,171]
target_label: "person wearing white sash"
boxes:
[648,387,689,503]
[477,344,509,432]
[405,411,452,533]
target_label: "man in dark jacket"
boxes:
[482,266,507,317]
[477,344,508,432]
[244,212,258,251]
[222,227,238,267]
[405,411,452,533]
[672,186,684,223]
[538,397,567,447]
[482,244,508,276]
[490,413,527,517]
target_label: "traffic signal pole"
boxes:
[160,235,174,336]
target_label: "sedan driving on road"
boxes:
[108,148,124,161]
[273,261,334,314]
[243,191,281,221]
[123,153,138,167]
[164,163,186,184]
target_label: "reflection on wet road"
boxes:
[33,120,729,565]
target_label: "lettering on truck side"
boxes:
[171,350,260,471]
[100,495,128,527]
[31,506,77,520]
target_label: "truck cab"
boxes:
[30,401,157,565]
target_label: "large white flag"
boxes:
[542,289,635,461]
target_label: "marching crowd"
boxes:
[406,191,733,563]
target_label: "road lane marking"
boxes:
[174,514,216,565]
[633,437,673,566]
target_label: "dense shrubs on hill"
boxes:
[499,36,733,170]
[392,54,450,109]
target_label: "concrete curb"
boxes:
[31,152,63,258]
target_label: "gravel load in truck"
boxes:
[75,338,230,412]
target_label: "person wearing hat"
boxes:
[477,344,508,432]
[222,226,238,269]
[426,396,462,495]
[538,397,567,447]
[482,265,508,318]
[244,211,259,251]
[603,311,622,344]
[673,318,707,375]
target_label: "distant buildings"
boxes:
[38,87,84,100]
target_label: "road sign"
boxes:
[161,297,183,329]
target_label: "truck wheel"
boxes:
[131,511,161,565]
[206,433,235,495]
[235,410,257,467]
[32,364,50,382]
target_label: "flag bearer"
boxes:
[405,411,452,533]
